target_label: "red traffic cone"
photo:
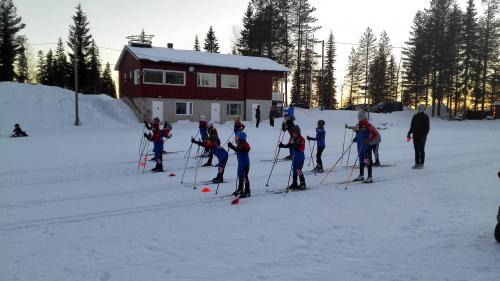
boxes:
[169,173,176,177]
[231,197,240,205]
[201,187,211,193]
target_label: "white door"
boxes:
[152,101,164,121]
[252,103,260,122]
[210,103,220,123]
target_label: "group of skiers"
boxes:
[141,104,431,197]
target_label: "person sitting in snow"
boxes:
[279,125,307,190]
[144,118,172,172]
[306,120,326,173]
[348,111,380,183]
[199,115,209,157]
[203,121,220,167]
[11,123,28,137]
[281,114,296,160]
[233,115,245,133]
[191,134,228,183]
[228,131,251,198]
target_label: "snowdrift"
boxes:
[0,82,138,134]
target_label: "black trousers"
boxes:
[413,136,427,165]
[316,146,325,167]
[270,118,274,127]
[359,145,374,177]
[256,118,260,128]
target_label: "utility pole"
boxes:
[340,83,344,108]
[73,32,81,126]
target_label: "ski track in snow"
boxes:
[1,107,500,281]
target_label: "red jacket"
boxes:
[358,120,379,143]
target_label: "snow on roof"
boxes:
[116,46,289,72]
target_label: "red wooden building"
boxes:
[115,43,288,123]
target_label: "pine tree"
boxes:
[237,2,256,56]
[461,0,479,111]
[67,3,93,92]
[45,49,56,86]
[478,0,500,113]
[323,31,336,109]
[357,27,377,104]
[193,35,200,51]
[54,37,70,88]
[100,62,116,98]
[204,26,220,53]
[386,55,398,101]
[368,31,391,104]
[344,47,363,106]
[15,35,28,83]
[36,50,47,84]
[0,0,26,81]
[87,40,101,93]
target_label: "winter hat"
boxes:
[357,110,368,121]
[153,117,161,124]
[317,120,325,127]
[14,123,19,127]
[291,125,301,135]
[200,115,206,121]
[236,131,247,141]
[208,120,214,127]
[418,104,425,113]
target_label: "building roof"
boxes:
[115,45,289,72]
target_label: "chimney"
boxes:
[167,43,173,49]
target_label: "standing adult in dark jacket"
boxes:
[255,105,261,128]
[269,106,275,127]
[407,104,430,169]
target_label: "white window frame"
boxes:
[143,68,165,85]
[134,69,140,85]
[221,74,238,89]
[197,72,217,88]
[175,101,193,115]
[226,103,242,116]
[165,70,186,86]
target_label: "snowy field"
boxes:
[1,83,500,281]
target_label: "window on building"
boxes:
[226,103,242,116]
[221,74,238,89]
[165,71,185,86]
[134,70,140,85]
[197,73,216,88]
[143,69,164,84]
[176,102,193,115]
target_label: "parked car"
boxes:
[371,101,403,113]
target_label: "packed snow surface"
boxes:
[1,83,500,281]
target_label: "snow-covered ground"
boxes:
[1,83,500,281]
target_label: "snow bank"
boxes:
[0,82,138,134]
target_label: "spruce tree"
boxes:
[54,37,70,88]
[344,47,363,105]
[461,0,479,111]
[357,27,377,104]
[204,26,220,53]
[45,49,56,86]
[87,40,101,93]
[193,35,200,51]
[15,35,28,83]
[36,50,47,84]
[323,31,336,109]
[67,3,93,92]
[0,0,26,81]
[237,2,256,56]
[100,62,116,98]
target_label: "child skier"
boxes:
[191,134,228,183]
[279,125,307,190]
[11,123,28,137]
[350,111,380,183]
[199,116,209,157]
[233,115,245,133]
[228,131,251,198]
[281,114,296,160]
[306,120,326,173]
[144,118,172,172]
[203,121,220,167]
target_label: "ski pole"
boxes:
[139,126,146,155]
[307,140,315,167]
[285,162,293,192]
[221,131,235,147]
[184,131,199,158]
[142,140,150,173]
[320,141,354,184]
[344,156,359,191]
[340,125,347,165]
[193,145,201,189]
[137,134,147,173]
[265,135,286,186]
[180,138,195,183]
[272,129,284,162]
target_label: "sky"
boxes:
[16,0,479,101]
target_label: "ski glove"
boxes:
[306,136,311,140]
[166,133,173,139]
[278,142,286,148]
[144,133,152,141]
[144,122,152,130]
